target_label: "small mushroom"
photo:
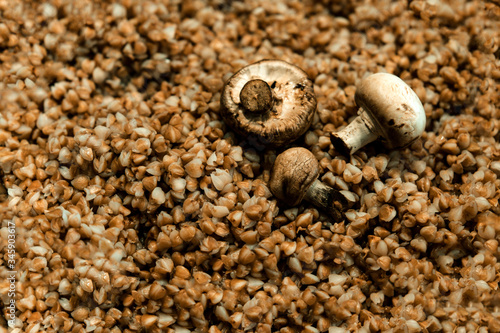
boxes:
[269,147,352,221]
[220,59,316,147]
[331,73,426,155]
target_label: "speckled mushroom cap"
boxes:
[220,60,317,147]
[269,147,319,206]
[355,73,426,148]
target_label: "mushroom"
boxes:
[269,147,353,221]
[331,73,426,155]
[220,59,317,147]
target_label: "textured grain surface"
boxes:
[1,0,499,332]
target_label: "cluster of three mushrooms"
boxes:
[221,60,426,220]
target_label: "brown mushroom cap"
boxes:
[220,59,317,147]
[269,147,319,206]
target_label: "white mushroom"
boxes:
[220,60,317,147]
[331,73,426,155]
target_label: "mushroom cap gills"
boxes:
[220,60,317,146]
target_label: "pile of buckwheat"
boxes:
[1,0,499,332]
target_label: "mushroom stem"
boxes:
[239,79,274,115]
[304,179,350,221]
[330,109,379,155]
